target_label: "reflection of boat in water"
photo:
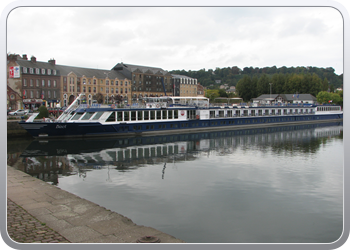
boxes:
[22,121,342,158]
[19,94,343,139]
[18,121,342,182]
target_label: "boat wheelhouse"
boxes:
[19,94,343,139]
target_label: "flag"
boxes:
[292,94,295,98]
[329,100,333,103]
[297,94,299,98]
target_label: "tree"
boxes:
[322,78,329,91]
[316,91,342,104]
[205,89,220,102]
[93,93,104,104]
[37,105,49,119]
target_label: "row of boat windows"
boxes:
[121,116,320,132]
[212,108,314,118]
[68,106,337,122]
[70,110,181,121]
[316,106,341,111]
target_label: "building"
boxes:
[252,94,317,105]
[171,74,198,97]
[112,63,174,101]
[7,54,61,110]
[7,85,21,110]
[7,54,200,109]
[57,65,130,106]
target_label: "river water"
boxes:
[7,122,343,243]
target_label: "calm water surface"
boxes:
[8,122,343,243]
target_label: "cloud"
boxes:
[7,6,344,74]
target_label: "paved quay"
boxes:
[7,165,185,244]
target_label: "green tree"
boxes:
[316,91,342,104]
[37,105,49,119]
[257,74,270,96]
[236,75,254,101]
[322,78,329,91]
[205,89,220,102]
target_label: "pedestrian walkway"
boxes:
[7,198,70,243]
[6,166,185,244]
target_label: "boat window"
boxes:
[144,111,149,120]
[219,110,224,117]
[106,112,116,122]
[168,110,173,119]
[264,110,269,115]
[116,111,123,121]
[174,110,178,119]
[81,112,95,120]
[131,111,136,121]
[258,110,262,116]
[162,110,167,119]
[124,111,130,121]
[227,110,232,117]
[157,111,161,120]
[92,111,104,120]
[210,111,215,118]
[137,111,143,120]
[71,112,84,120]
[251,110,255,116]
[271,110,275,115]
[150,111,156,120]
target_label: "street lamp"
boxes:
[104,72,110,104]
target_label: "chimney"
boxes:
[30,56,36,63]
[22,54,28,60]
[48,58,56,65]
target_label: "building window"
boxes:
[42,80,45,87]
[53,70,56,75]
[53,91,56,98]
[47,69,51,75]
[106,80,109,85]
[54,80,57,87]
[36,68,40,74]
[83,86,86,92]
[36,91,39,98]
[111,88,114,93]
[23,79,27,86]
[48,80,51,87]
[111,80,114,85]
[106,87,109,93]
[30,90,33,98]
[115,81,118,86]
[48,91,51,98]
[41,69,45,74]
[30,79,33,87]
[93,79,96,85]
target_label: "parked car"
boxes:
[8,109,28,116]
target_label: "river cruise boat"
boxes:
[19,94,343,139]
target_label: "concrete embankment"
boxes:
[6,166,185,244]
[7,120,31,138]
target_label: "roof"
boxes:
[171,74,195,79]
[16,58,128,79]
[112,63,170,75]
[254,94,316,101]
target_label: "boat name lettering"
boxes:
[56,125,66,129]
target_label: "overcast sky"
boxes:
[6,5,345,75]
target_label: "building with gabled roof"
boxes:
[112,63,174,100]
[252,94,317,105]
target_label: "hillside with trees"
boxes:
[170,66,343,99]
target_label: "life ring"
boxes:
[196,115,200,119]
[156,104,160,108]
[111,104,115,109]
